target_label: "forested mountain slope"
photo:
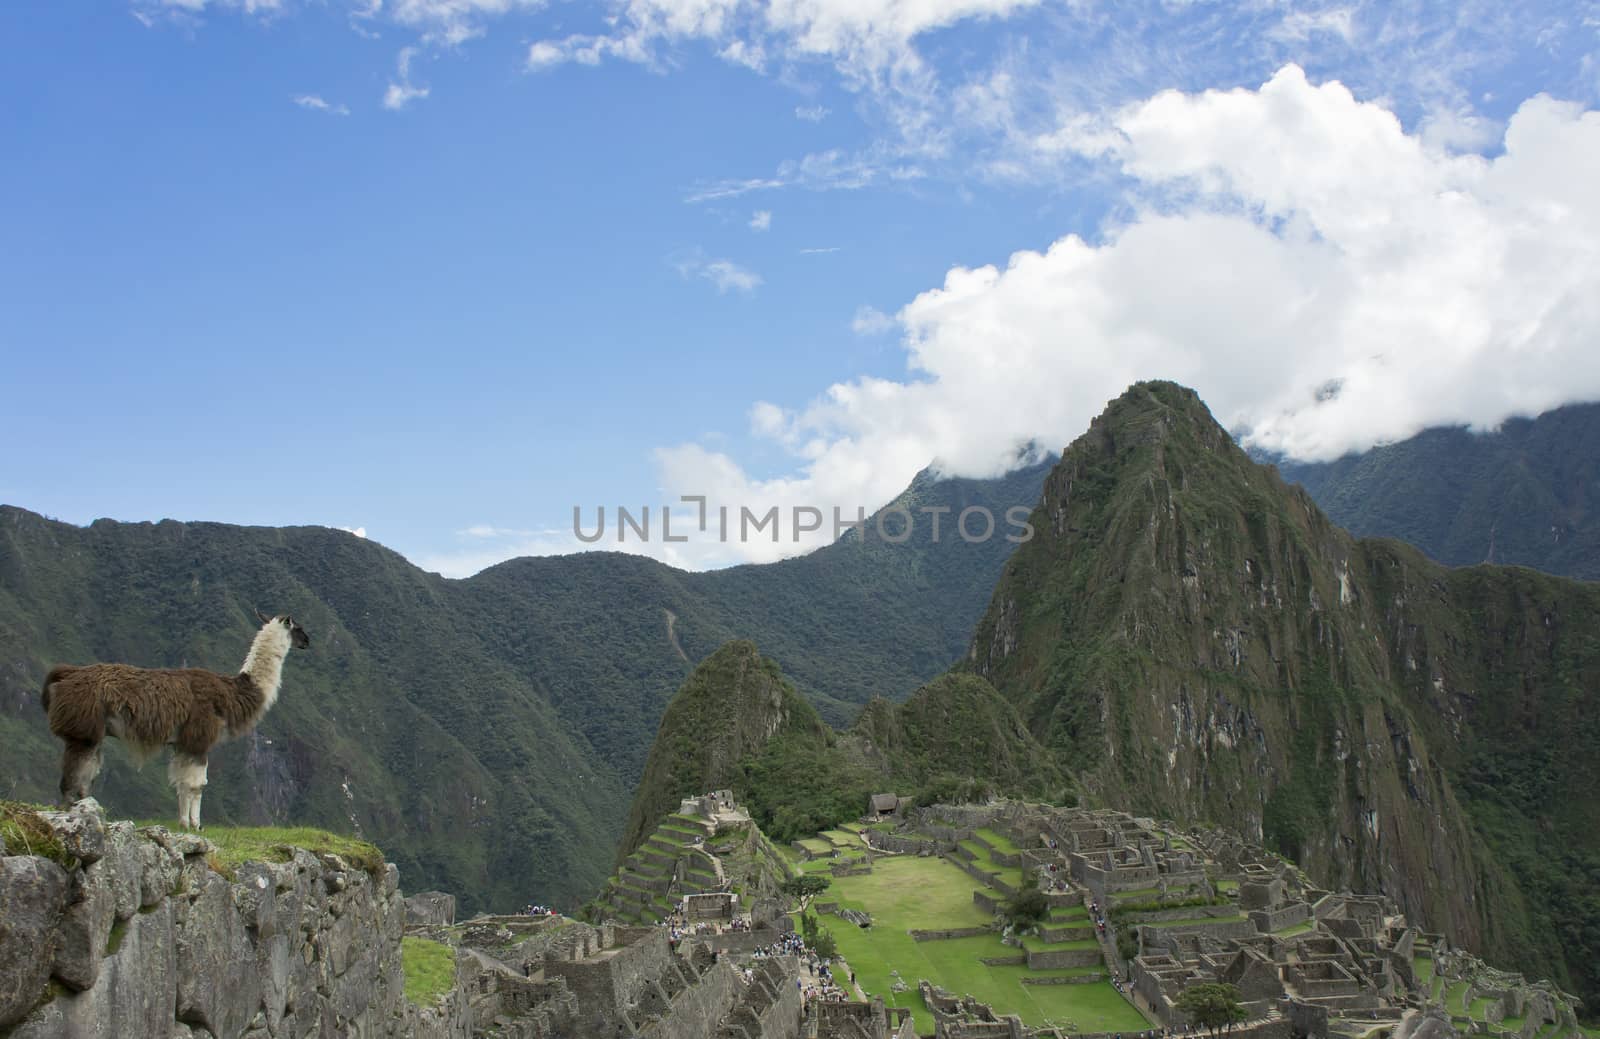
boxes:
[0,458,1048,911]
[1272,401,1600,580]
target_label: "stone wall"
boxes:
[0,800,470,1039]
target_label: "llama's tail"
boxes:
[41,665,76,715]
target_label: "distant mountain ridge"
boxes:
[0,457,1051,913]
[1270,400,1600,580]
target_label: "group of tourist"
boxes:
[520,903,557,917]
[797,958,851,1003]
[1090,898,1108,935]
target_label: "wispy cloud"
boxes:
[383,47,430,110]
[685,146,926,202]
[748,209,772,231]
[799,246,840,254]
[851,305,893,334]
[795,104,830,122]
[293,94,350,115]
[675,252,763,293]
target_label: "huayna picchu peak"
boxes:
[966,381,1600,1013]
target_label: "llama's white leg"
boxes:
[169,755,208,830]
[189,761,209,830]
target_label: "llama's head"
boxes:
[257,610,312,649]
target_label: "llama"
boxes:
[41,610,310,830]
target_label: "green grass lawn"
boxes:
[822,829,859,846]
[1275,919,1316,937]
[817,856,1146,1034]
[1470,998,1497,1022]
[1499,1016,1526,1033]
[401,937,455,1004]
[1447,982,1472,1014]
[1414,957,1435,986]
[797,837,833,856]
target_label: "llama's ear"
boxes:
[255,608,271,625]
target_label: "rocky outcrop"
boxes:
[1,800,471,1039]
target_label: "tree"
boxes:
[799,911,838,961]
[1002,887,1050,931]
[1174,983,1248,1035]
[781,874,832,914]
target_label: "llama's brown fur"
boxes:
[43,664,267,757]
[42,613,309,828]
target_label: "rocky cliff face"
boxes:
[0,800,469,1039]
[966,381,1600,1009]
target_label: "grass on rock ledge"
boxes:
[0,801,75,868]
[161,824,385,878]
[402,937,456,1005]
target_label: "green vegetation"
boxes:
[0,801,74,868]
[1174,982,1248,1034]
[782,874,832,913]
[1002,888,1050,931]
[813,854,1147,1034]
[195,825,385,876]
[401,937,456,1005]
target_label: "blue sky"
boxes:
[3,0,1598,575]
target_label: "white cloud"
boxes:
[336,525,368,538]
[798,246,840,254]
[675,253,763,292]
[647,66,1600,564]
[851,304,892,334]
[293,94,351,115]
[384,47,430,109]
[795,104,830,122]
[749,209,772,231]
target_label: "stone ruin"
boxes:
[877,800,1591,1039]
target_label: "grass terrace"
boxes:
[796,837,834,856]
[974,828,1022,855]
